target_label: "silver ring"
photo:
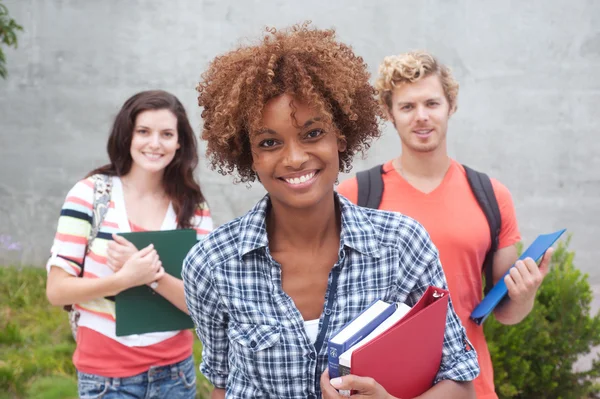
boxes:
[150,281,159,290]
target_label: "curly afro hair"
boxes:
[197,21,382,183]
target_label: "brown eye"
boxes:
[259,139,277,148]
[306,129,324,139]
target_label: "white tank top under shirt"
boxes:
[304,319,319,344]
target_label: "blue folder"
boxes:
[470,229,566,325]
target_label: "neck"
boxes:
[396,144,450,179]
[267,192,340,252]
[121,166,165,197]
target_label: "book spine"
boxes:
[327,341,346,379]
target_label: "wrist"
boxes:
[109,272,128,295]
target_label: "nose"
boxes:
[149,131,160,147]
[415,105,429,122]
[282,141,309,169]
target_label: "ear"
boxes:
[383,105,396,127]
[448,103,457,117]
[337,136,347,153]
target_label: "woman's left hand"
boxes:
[106,234,138,272]
[320,368,395,399]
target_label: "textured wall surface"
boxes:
[1,1,598,309]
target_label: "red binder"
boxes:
[349,286,449,398]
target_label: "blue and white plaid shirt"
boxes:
[183,194,479,398]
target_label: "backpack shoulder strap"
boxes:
[463,165,502,295]
[356,164,384,209]
[80,175,113,277]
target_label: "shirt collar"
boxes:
[237,193,381,259]
[337,194,381,258]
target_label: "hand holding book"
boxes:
[325,286,450,398]
[320,368,399,399]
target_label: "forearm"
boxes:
[413,380,475,399]
[153,274,189,314]
[210,388,226,399]
[46,267,125,306]
[493,295,535,325]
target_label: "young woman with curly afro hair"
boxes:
[182,22,478,399]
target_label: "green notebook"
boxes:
[115,229,197,336]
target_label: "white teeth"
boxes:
[284,172,315,185]
[144,153,162,160]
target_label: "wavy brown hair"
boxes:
[197,22,382,183]
[88,90,205,229]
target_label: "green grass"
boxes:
[0,266,212,398]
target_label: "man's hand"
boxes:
[320,368,395,399]
[106,234,138,272]
[505,248,553,304]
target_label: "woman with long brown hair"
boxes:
[46,90,212,398]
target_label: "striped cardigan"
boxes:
[47,175,213,347]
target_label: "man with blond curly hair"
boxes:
[338,51,553,399]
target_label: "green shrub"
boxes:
[485,237,600,398]
[0,266,213,398]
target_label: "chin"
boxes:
[270,190,331,210]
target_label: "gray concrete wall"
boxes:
[1,0,598,297]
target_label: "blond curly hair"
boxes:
[376,51,459,114]
[197,22,382,183]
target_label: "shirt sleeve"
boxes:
[416,256,480,383]
[46,178,95,276]
[491,178,521,249]
[182,243,229,388]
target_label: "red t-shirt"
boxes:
[337,159,521,399]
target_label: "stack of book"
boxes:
[327,286,449,398]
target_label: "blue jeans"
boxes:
[77,355,196,399]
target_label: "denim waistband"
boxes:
[77,355,194,386]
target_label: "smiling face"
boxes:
[250,93,346,210]
[388,74,454,155]
[129,109,180,175]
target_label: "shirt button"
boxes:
[250,340,257,348]
[308,352,316,360]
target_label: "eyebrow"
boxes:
[135,125,175,132]
[253,117,323,137]
[254,128,278,137]
[396,97,443,105]
[302,117,322,128]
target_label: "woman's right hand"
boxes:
[115,244,163,289]
[106,234,139,272]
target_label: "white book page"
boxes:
[330,300,391,344]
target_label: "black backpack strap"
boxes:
[356,164,384,209]
[463,165,502,295]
